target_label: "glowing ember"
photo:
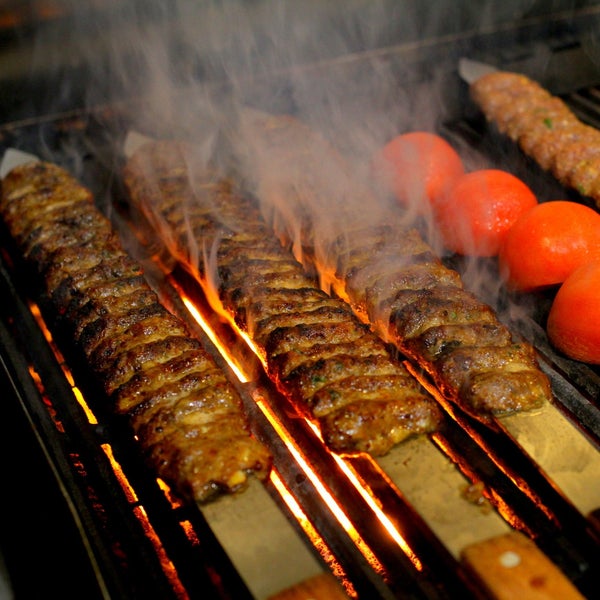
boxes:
[28,300,98,424]
[269,469,358,599]
[255,391,386,576]
[180,272,432,573]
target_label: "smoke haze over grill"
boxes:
[12,1,600,138]
[7,0,600,315]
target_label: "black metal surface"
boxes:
[0,310,107,600]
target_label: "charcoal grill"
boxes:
[2,3,600,599]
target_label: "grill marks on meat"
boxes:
[334,224,550,415]
[122,140,442,456]
[235,111,552,417]
[470,70,600,209]
[0,161,271,503]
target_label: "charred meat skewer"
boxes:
[0,161,272,504]
[470,70,600,209]
[122,140,442,457]
[233,110,552,417]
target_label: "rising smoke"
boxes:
[17,0,600,326]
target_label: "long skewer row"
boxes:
[122,139,442,457]
[233,110,553,418]
[0,160,272,504]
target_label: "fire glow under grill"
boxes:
[3,13,600,597]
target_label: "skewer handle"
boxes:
[460,531,585,599]
[267,573,350,600]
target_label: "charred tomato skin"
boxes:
[434,169,538,257]
[371,131,465,213]
[547,260,600,364]
[499,200,600,291]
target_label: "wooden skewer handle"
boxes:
[460,531,585,599]
[267,573,350,600]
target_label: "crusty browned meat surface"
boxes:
[0,161,272,504]
[122,140,442,456]
[233,110,552,417]
[470,70,600,209]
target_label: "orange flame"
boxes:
[179,286,430,574]
[269,469,358,598]
[26,300,189,595]
[404,359,552,527]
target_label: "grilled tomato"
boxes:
[434,169,538,257]
[371,131,465,212]
[547,261,600,364]
[499,200,600,291]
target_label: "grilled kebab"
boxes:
[122,139,442,456]
[233,110,552,417]
[470,70,600,210]
[0,160,272,503]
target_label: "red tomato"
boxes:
[499,200,600,291]
[434,169,538,257]
[547,261,600,364]
[371,131,465,212]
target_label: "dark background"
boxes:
[2,0,600,126]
